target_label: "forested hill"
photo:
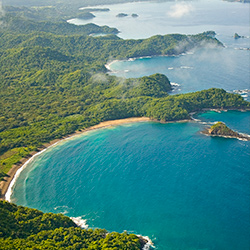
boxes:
[0,18,223,58]
[0,4,249,249]
[2,16,119,36]
[0,14,249,191]
[0,201,145,249]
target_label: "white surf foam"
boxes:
[5,131,89,202]
[137,235,155,249]
[170,82,180,87]
[70,216,89,229]
[5,147,49,202]
[54,205,72,215]
[105,60,119,72]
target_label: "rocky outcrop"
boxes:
[202,122,250,141]
[116,13,128,17]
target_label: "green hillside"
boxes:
[0,201,144,250]
[0,15,249,182]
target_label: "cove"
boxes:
[10,111,250,250]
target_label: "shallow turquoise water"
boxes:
[11,111,250,250]
[82,0,249,101]
[109,48,250,100]
[10,0,250,249]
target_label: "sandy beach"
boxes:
[2,108,248,201]
[0,117,151,200]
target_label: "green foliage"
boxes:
[210,122,237,136]
[0,172,9,182]
[0,5,249,249]
[2,15,119,36]
[0,201,76,239]
[0,147,35,173]
[76,12,96,20]
[126,73,171,98]
[0,13,248,178]
[2,4,110,23]
[0,201,143,249]
[144,88,250,121]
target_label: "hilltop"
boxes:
[202,122,250,141]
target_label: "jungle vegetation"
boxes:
[204,122,250,141]
[0,3,249,249]
[0,201,144,249]
[0,12,249,181]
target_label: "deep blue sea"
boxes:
[11,1,250,249]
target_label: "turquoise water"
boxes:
[91,0,249,100]
[10,0,250,249]
[109,48,250,100]
[11,111,250,250]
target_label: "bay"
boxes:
[11,111,250,250]
[108,48,250,101]
[68,0,250,40]
[10,0,250,249]
[69,0,250,100]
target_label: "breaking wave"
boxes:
[70,216,89,229]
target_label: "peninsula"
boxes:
[0,1,250,249]
[1,5,249,201]
[0,200,149,249]
[202,122,250,141]
[0,16,228,191]
[76,12,96,20]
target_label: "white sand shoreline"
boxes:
[2,117,151,201]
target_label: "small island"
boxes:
[234,33,245,39]
[116,13,128,17]
[131,13,139,18]
[202,122,250,141]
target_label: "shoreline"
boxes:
[1,108,250,201]
[201,130,250,141]
[104,54,185,72]
[0,117,151,201]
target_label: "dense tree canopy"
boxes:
[0,201,144,250]
[0,4,249,249]
[0,6,249,190]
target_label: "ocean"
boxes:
[10,0,250,249]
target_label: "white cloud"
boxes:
[168,3,194,18]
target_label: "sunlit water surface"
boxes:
[11,1,250,249]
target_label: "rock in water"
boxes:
[202,122,250,141]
